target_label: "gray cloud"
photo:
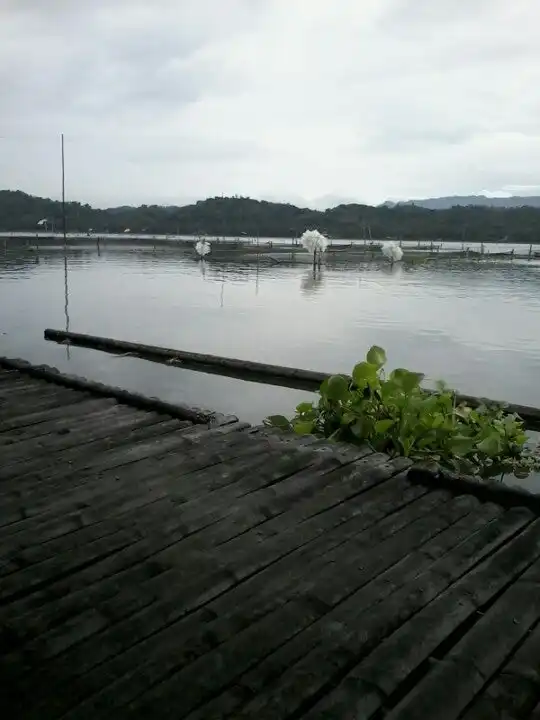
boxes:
[1,0,540,206]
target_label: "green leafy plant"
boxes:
[266,346,540,480]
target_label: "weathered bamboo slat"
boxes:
[44,328,540,430]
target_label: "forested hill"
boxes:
[2,190,540,243]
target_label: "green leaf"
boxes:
[270,345,538,480]
[265,415,291,430]
[352,362,377,387]
[375,419,395,434]
[319,378,330,398]
[325,374,350,402]
[293,420,314,435]
[366,346,387,368]
[390,368,424,392]
[477,434,503,456]
[295,402,314,414]
[403,373,425,392]
[448,435,475,455]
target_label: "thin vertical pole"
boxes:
[61,133,70,359]
[61,133,67,247]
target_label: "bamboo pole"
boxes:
[44,329,540,430]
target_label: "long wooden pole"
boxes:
[61,133,67,246]
[61,134,70,359]
[43,328,540,430]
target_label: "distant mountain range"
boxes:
[384,195,540,210]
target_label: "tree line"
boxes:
[2,189,540,243]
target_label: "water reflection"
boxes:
[1,242,540,426]
[300,269,325,295]
[63,253,71,361]
[381,262,404,280]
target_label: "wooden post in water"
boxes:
[528,243,533,261]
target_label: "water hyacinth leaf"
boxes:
[325,374,350,402]
[431,414,445,429]
[375,419,395,434]
[293,420,314,435]
[266,415,292,430]
[389,368,407,384]
[503,413,520,430]
[404,372,425,391]
[264,344,540,480]
[366,346,387,368]
[352,362,377,387]
[390,368,424,392]
[417,435,436,449]
[449,435,476,454]
[319,377,331,395]
[477,434,503,456]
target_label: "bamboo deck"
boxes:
[0,360,540,719]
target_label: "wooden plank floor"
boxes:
[0,365,539,719]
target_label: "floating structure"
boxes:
[1,356,540,718]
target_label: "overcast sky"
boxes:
[1,0,540,208]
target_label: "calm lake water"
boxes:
[1,243,540,489]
